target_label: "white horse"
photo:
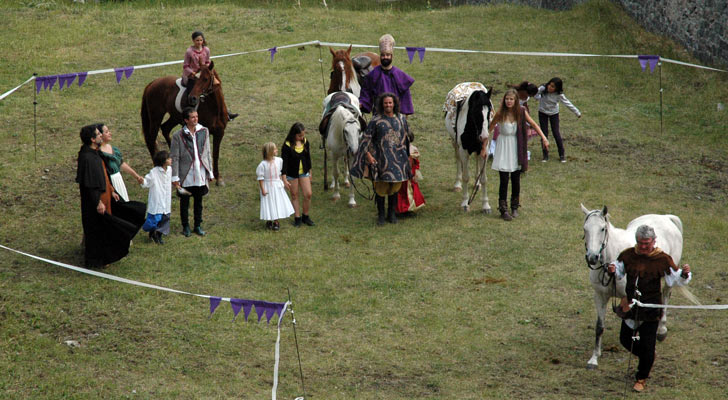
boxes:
[580,204,684,370]
[444,82,494,212]
[322,92,363,207]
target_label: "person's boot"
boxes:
[155,231,165,245]
[510,196,520,218]
[386,194,398,224]
[294,216,302,227]
[193,225,206,236]
[228,112,238,121]
[542,148,549,162]
[498,200,512,221]
[182,224,191,237]
[375,195,386,226]
[302,214,315,226]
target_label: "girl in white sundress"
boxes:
[257,142,294,231]
[485,88,549,221]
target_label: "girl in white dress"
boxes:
[486,89,549,221]
[257,142,294,231]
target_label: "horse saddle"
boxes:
[318,92,366,141]
[352,55,375,81]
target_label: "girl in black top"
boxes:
[281,122,314,227]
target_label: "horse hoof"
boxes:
[344,182,351,188]
[657,332,668,342]
[332,197,339,203]
[348,203,357,208]
[462,205,469,212]
[586,364,598,370]
[216,179,225,187]
[482,208,492,215]
[454,187,462,193]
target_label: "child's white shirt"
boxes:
[142,166,172,214]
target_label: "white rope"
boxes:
[0,75,35,101]
[631,298,728,310]
[0,244,290,400]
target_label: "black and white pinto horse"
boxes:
[444,82,494,212]
[580,204,687,370]
[320,91,365,207]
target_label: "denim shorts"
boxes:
[286,172,310,181]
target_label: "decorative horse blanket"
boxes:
[443,82,488,129]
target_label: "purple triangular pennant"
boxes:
[45,76,58,91]
[406,47,416,64]
[230,298,244,321]
[638,58,648,71]
[114,68,124,83]
[209,296,221,316]
[269,47,277,63]
[58,74,74,90]
[77,72,88,87]
[124,66,134,79]
[35,76,44,93]
[240,302,251,321]
[648,57,658,72]
[265,306,278,323]
[254,302,266,322]
[417,47,426,63]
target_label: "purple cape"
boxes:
[359,66,415,115]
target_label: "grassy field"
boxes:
[1,0,727,399]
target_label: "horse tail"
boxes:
[672,286,701,305]
[667,214,683,235]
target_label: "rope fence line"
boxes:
[3,39,726,102]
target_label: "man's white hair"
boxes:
[635,225,656,240]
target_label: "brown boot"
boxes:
[498,200,512,221]
[510,196,520,218]
[633,379,646,392]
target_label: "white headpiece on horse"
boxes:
[379,34,395,53]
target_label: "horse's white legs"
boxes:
[346,157,357,208]
[452,138,463,192]
[478,157,491,214]
[657,285,672,341]
[331,155,341,202]
[588,291,609,370]
[459,151,471,211]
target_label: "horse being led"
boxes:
[580,204,685,370]
[321,91,364,207]
[141,61,230,185]
[444,82,494,212]
[328,46,380,97]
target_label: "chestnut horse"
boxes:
[140,61,229,185]
[328,45,380,97]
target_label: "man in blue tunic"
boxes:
[350,93,411,225]
[359,34,415,116]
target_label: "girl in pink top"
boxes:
[182,31,210,86]
[182,31,237,121]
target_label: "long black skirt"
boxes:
[83,200,146,268]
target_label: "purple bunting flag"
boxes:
[264,306,277,324]
[230,298,245,321]
[77,72,88,87]
[209,296,222,317]
[58,74,76,90]
[406,47,417,64]
[35,76,44,94]
[417,47,426,63]
[114,67,134,84]
[243,302,253,321]
[638,55,660,73]
[254,302,266,322]
[269,47,277,63]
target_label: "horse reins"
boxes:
[583,211,616,288]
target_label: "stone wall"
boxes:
[453,0,727,67]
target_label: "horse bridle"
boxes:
[196,73,219,103]
[583,211,615,288]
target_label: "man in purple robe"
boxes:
[359,34,415,116]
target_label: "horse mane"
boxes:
[460,90,491,154]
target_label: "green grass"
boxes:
[2,0,728,399]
